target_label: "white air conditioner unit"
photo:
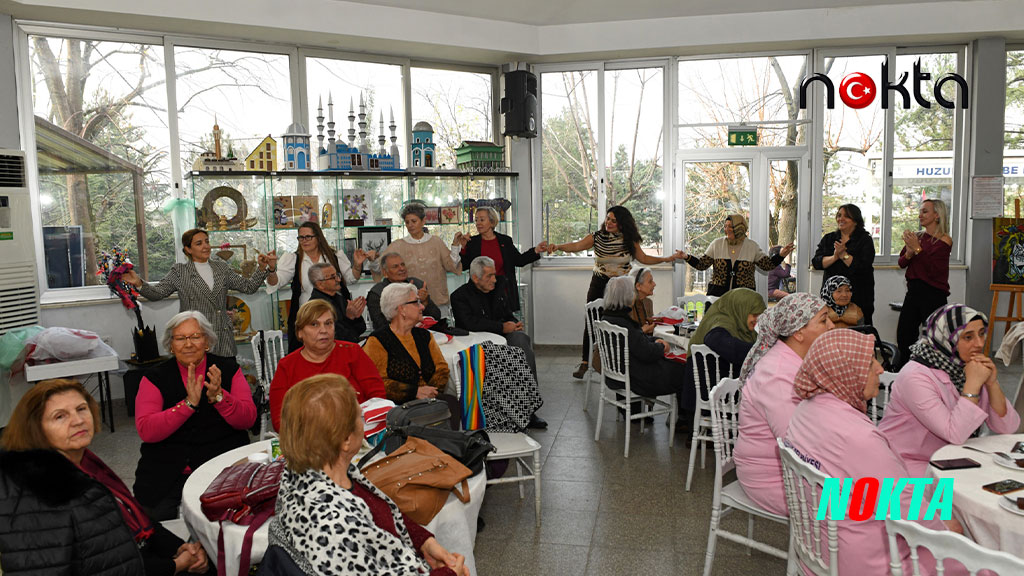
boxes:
[0,149,40,335]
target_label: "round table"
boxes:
[181,440,487,576]
[928,433,1024,557]
[654,324,691,350]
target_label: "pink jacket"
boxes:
[786,394,958,576]
[735,342,802,516]
[879,361,1020,478]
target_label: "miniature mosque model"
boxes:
[315,92,401,172]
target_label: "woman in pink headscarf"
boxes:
[734,293,833,516]
[785,330,962,576]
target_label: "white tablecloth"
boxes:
[435,331,505,396]
[653,325,690,350]
[182,440,487,576]
[928,433,1024,557]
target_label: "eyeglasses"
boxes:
[172,333,205,345]
[318,274,341,282]
[402,299,422,307]
[297,235,316,241]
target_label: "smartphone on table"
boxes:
[982,479,1024,495]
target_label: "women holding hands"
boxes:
[812,204,876,325]
[896,199,953,365]
[547,206,683,378]
[679,214,792,297]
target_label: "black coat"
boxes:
[0,449,145,576]
[451,277,516,335]
[601,309,687,398]
[812,228,876,324]
[459,232,540,312]
[310,288,368,342]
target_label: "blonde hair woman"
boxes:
[896,198,952,366]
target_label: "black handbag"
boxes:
[386,398,451,430]
[359,424,495,475]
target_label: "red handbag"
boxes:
[199,459,286,576]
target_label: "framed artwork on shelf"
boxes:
[423,206,441,225]
[343,189,371,221]
[342,237,358,267]
[273,196,294,228]
[293,195,319,226]
[440,205,460,224]
[322,203,333,227]
[358,227,391,263]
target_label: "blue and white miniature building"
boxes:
[315,92,401,172]
[281,122,311,170]
[410,121,436,169]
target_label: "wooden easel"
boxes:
[986,200,1024,354]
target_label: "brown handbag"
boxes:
[360,436,472,525]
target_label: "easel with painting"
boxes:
[986,200,1024,354]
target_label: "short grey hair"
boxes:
[478,206,500,227]
[632,267,652,285]
[162,310,218,351]
[308,262,333,285]
[470,256,495,279]
[603,276,635,310]
[381,282,418,322]
[380,251,404,270]
[400,202,426,221]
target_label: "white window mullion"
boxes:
[881,48,897,259]
[596,62,607,217]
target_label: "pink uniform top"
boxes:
[734,342,802,516]
[135,358,257,443]
[878,361,1020,477]
[786,394,959,576]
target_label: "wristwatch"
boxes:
[842,254,852,261]
[961,392,980,399]
[184,399,197,410]
[211,392,224,404]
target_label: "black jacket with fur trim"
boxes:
[0,449,145,576]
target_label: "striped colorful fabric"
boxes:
[459,344,487,430]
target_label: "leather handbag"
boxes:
[386,397,452,429]
[360,436,472,525]
[200,458,286,576]
[357,425,495,475]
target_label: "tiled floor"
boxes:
[90,346,1024,576]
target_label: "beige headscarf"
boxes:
[727,214,748,246]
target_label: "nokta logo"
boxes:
[817,477,954,521]
[799,58,968,110]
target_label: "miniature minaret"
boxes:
[378,112,387,155]
[213,116,222,159]
[347,97,357,148]
[389,107,401,166]
[327,93,336,148]
[316,96,326,154]
[357,92,369,154]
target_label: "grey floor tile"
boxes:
[584,545,678,576]
[495,542,589,576]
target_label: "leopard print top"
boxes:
[685,237,781,296]
[269,465,431,575]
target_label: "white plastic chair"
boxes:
[687,344,732,491]
[677,294,716,321]
[592,320,677,458]
[869,371,897,425]
[250,330,286,439]
[485,432,543,526]
[778,438,839,576]
[886,517,1024,575]
[582,298,604,411]
[703,378,791,576]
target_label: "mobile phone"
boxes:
[929,458,981,470]
[982,479,1024,495]
[1011,441,1024,455]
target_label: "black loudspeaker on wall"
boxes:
[501,70,538,138]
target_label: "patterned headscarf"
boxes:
[909,304,988,392]
[727,214,748,245]
[794,329,875,414]
[739,293,827,382]
[820,275,852,316]
[689,288,766,354]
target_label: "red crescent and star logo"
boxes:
[839,72,876,109]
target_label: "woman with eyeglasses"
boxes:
[124,228,273,357]
[133,311,256,521]
[266,221,373,352]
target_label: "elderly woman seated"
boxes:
[270,298,385,431]
[1,379,210,575]
[820,275,864,329]
[134,311,256,521]
[600,276,688,400]
[264,374,470,576]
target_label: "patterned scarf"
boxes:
[739,293,826,382]
[909,304,988,392]
[689,287,766,355]
[727,214,748,246]
[820,275,852,316]
[794,329,875,414]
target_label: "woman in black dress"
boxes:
[812,204,876,325]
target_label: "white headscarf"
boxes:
[739,293,826,383]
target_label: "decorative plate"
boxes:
[322,203,333,226]
[226,296,252,335]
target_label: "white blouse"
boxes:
[266,249,358,308]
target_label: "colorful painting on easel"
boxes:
[992,217,1024,284]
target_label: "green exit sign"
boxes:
[728,126,758,146]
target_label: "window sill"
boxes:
[40,288,180,309]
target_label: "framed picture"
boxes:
[342,237,358,267]
[273,196,293,228]
[293,195,319,226]
[358,227,391,264]
[423,206,441,225]
[993,217,1024,285]
[440,205,460,224]
[343,189,370,220]
[322,203,333,227]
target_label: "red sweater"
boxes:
[269,341,385,430]
[898,233,951,294]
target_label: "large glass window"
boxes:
[411,67,493,170]
[29,35,172,287]
[1006,49,1024,214]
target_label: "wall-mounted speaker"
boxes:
[501,70,537,138]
